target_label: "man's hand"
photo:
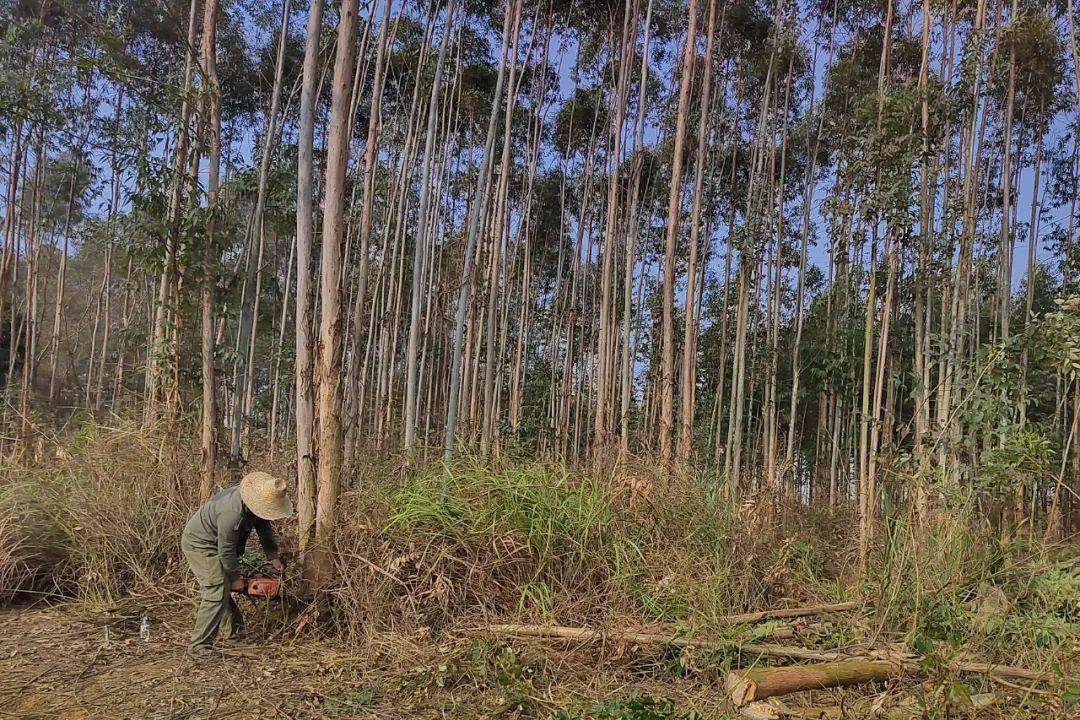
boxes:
[230,577,246,592]
[270,557,285,574]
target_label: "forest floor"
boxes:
[0,600,1074,720]
[0,600,736,720]
[1,432,1076,718]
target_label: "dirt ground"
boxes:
[0,601,1073,719]
[0,603,377,719]
[0,599,692,720]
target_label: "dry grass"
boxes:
[0,421,1076,717]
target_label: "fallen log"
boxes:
[484,624,1072,688]
[483,622,826,649]
[725,660,904,706]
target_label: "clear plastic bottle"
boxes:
[139,615,150,642]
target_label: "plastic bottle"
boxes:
[139,615,150,642]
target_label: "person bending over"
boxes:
[180,471,292,657]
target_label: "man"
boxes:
[181,471,293,657]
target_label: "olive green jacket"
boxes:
[181,485,279,582]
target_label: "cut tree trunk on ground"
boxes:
[485,623,1073,690]
[725,660,903,706]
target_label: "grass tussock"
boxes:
[0,421,1075,680]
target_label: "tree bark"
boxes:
[311,0,360,587]
[657,0,698,466]
[198,0,223,501]
[295,0,325,553]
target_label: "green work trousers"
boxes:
[181,544,243,650]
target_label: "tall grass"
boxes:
[0,421,1073,676]
[364,459,853,632]
[0,420,195,605]
[872,487,1078,669]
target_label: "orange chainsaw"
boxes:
[239,576,282,598]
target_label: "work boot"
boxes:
[219,631,250,647]
[187,645,222,662]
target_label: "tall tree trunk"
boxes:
[677,0,719,462]
[312,0,360,586]
[147,0,200,427]
[619,0,654,463]
[785,21,830,487]
[295,0,325,553]
[47,155,80,408]
[198,0,223,500]
[858,0,894,568]
[345,0,395,456]
[658,0,698,466]
[270,238,295,458]
[230,0,291,462]
[595,0,635,456]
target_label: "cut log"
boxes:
[725,660,904,706]
[482,623,1074,688]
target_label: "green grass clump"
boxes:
[390,462,614,570]
[555,693,720,720]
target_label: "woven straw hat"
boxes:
[239,471,294,521]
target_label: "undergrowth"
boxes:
[555,694,719,720]
[0,421,1075,682]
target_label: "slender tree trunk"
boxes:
[47,155,80,408]
[312,0,360,586]
[595,1,635,456]
[345,0,395,456]
[295,0,325,553]
[618,0,654,463]
[270,238,295,458]
[658,0,698,466]
[198,0,223,500]
[147,0,200,426]
[229,0,291,462]
[677,0,718,463]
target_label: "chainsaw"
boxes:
[238,575,282,598]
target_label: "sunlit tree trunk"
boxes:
[312,0,361,585]
[295,0,325,553]
[658,0,698,466]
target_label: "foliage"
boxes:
[555,694,712,720]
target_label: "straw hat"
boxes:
[239,472,294,521]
